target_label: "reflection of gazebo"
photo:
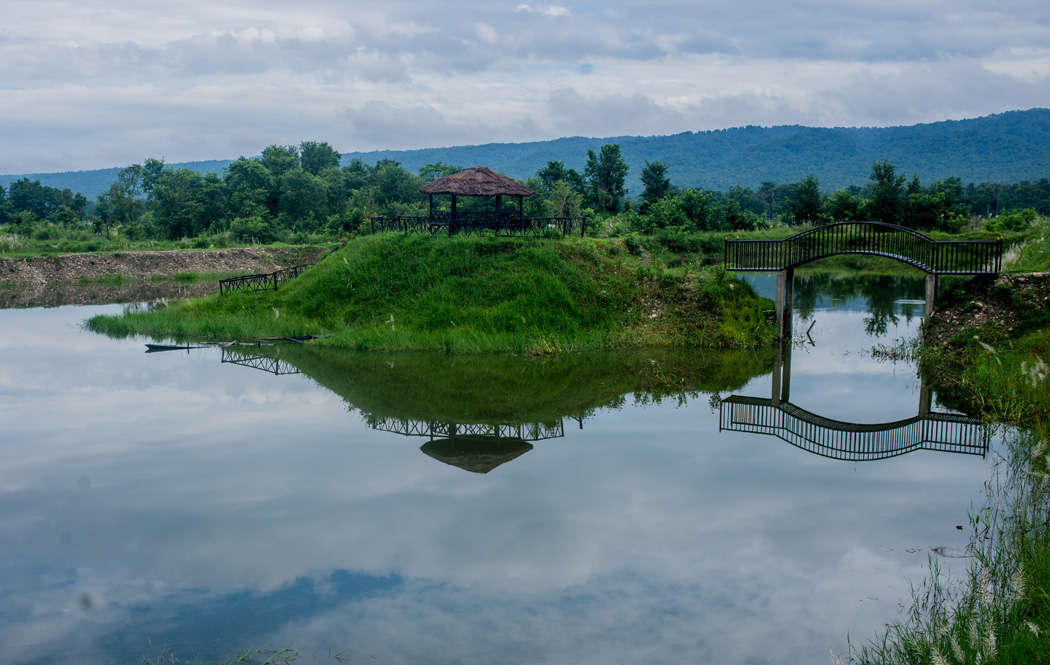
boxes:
[420,166,535,232]
[421,432,534,474]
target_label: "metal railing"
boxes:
[218,264,309,296]
[363,415,566,442]
[724,222,1002,274]
[220,348,302,375]
[718,395,989,461]
[370,214,586,238]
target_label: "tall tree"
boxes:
[788,175,822,225]
[536,161,585,195]
[866,160,905,225]
[640,160,672,205]
[758,181,777,222]
[584,144,628,213]
[260,145,300,179]
[299,141,341,175]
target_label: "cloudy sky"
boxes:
[2,0,1048,174]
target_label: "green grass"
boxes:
[1003,219,1050,273]
[86,234,778,352]
[852,428,1050,665]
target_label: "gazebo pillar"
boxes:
[450,195,457,237]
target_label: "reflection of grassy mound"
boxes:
[245,345,773,423]
[87,235,776,352]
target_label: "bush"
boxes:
[986,208,1038,233]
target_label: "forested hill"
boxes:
[345,109,1049,192]
[4,109,1048,198]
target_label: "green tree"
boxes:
[826,188,865,222]
[787,175,822,225]
[758,182,778,222]
[866,161,905,225]
[418,162,460,183]
[299,141,341,175]
[536,161,585,195]
[224,157,274,219]
[640,160,672,205]
[260,145,300,179]
[584,144,629,213]
[278,168,327,227]
[149,168,206,239]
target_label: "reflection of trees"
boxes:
[793,273,925,338]
[213,345,777,471]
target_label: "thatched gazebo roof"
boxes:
[420,166,534,198]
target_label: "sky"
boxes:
[2,0,1049,175]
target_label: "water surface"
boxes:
[0,279,992,664]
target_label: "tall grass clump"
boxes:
[86,234,777,352]
[852,427,1050,664]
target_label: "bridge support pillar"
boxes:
[919,373,933,417]
[924,273,938,318]
[775,268,795,339]
[772,338,792,406]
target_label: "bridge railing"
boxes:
[725,222,1001,274]
[718,395,989,461]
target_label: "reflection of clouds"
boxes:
[0,305,990,663]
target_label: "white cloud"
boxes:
[0,0,1048,172]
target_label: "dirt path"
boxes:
[0,246,323,286]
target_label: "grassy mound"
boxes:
[87,234,777,352]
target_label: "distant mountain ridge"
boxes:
[4,109,1048,199]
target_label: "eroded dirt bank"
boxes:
[0,246,324,308]
[923,272,1050,348]
[0,247,322,285]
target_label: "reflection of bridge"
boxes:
[719,396,988,461]
[724,222,1003,336]
[717,335,990,461]
[221,347,301,375]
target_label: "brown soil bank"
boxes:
[924,272,1050,348]
[0,246,322,286]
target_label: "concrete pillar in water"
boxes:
[918,372,933,417]
[924,273,938,319]
[775,268,795,339]
[772,338,792,406]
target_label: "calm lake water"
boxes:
[0,274,993,665]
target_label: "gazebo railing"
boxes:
[370,214,585,238]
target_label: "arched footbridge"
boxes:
[724,222,1003,336]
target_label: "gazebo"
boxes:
[419,166,535,233]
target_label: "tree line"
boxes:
[1,140,1047,247]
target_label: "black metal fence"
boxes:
[220,347,302,375]
[363,416,566,442]
[370,214,586,238]
[719,395,989,461]
[724,222,1002,274]
[218,264,309,296]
